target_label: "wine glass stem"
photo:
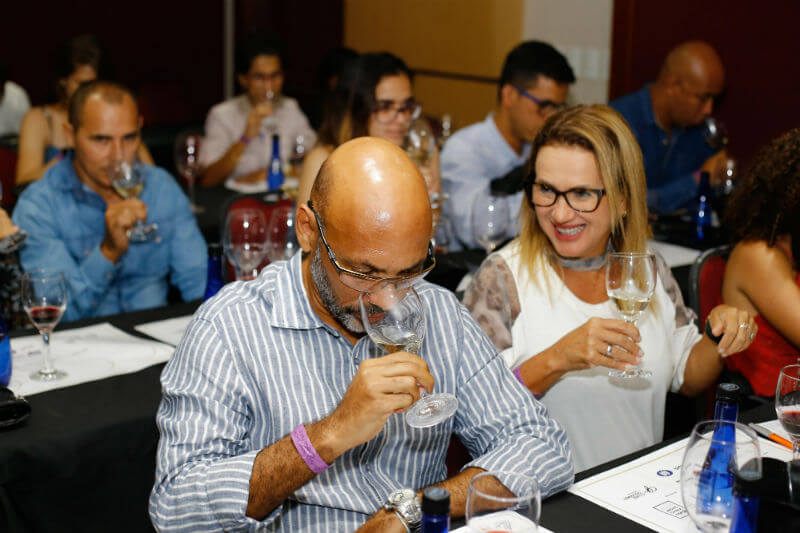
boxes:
[794,439,800,461]
[41,330,54,374]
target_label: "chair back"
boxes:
[219,192,294,281]
[0,146,17,209]
[689,244,732,327]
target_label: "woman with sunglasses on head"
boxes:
[721,128,800,398]
[297,52,440,205]
[463,104,756,472]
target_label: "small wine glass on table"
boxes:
[466,471,541,532]
[223,208,269,281]
[174,130,204,213]
[776,363,800,460]
[359,286,458,428]
[605,252,657,378]
[472,194,511,255]
[110,161,159,243]
[22,270,68,381]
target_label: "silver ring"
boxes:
[738,323,749,329]
[605,343,613,357]
[749,332,755,340]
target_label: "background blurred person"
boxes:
[721,127,800,397]
[0,208,26,329]
[463,104,755,472]
[16,34,153,186]
[0,60,31,136]
[13,81,206,322]
[297,52,440,205]
[198,32,315,190]
[441,41,574,250]
[610,41,727,214]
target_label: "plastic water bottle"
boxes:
[204,243,225,301]
[267,134,284,190]
[0,311,10,386]
[697,383,741,518]
[694,171,712,244]
[422,487,450,533]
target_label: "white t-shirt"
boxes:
[0,81,31,135]
[481,241,702,472]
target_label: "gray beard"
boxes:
[310,246,365,334]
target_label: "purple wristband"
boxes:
[239,134,251,145]
[513,366,543,400]
[290,424,329,474]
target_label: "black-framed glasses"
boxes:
[512,85,568,116]
[307,201,436,292]
[373,98,422,124]
[526,181,606,213]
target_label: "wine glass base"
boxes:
[30,368,67,381]
[609,367,652,378]
[128,223,160,243]
[405,393,458,428]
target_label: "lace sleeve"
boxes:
[462,254,521,351]
[653,249,697,329]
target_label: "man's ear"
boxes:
[499,83,517,109]
[295,202,318,253]
[237,74,248,91]
[63,120,75,147]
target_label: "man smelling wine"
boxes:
[13,80,207,321]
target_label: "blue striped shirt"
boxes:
[149,252,573,532]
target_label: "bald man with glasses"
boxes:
[150,137,572,532]
[610,41,727,214]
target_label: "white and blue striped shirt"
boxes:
[149,253,572,532]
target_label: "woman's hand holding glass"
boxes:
[546,317,643,374]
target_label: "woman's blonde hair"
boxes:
[518,104,651,284]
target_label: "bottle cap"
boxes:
[716,382,741,404]
[208,243,223,256]
[422,487,450,516]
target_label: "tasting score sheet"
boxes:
[568,432,792,533]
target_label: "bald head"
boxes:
[658,41,724,89]
[310,137,432,241]
[68,79,138,130]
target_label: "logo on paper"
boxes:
[657,469,673,477]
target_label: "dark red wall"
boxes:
[611,0,800,165]
[1,1,342,126]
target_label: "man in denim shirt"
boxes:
[610,41,728,214]
[13,80,206,321]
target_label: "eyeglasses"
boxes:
[512,85,568,116]
[527,181,606,213]
[373,99,422,124]
[307,201,436,292]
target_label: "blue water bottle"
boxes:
[0,311,11,386]
[267,134,284,190]
[204,243,225,301]
[697,383,741,517]
[729,469,760,533]
[694,171,712,244]
[422,487,450,533]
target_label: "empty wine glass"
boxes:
[403,117,436,168]
[266,204,299,262]
[681,420,761,532]
[472,194,512,254]
[22,270,68,381]
[359,286,458,428]
[605,252,657,378]
[703,117,729,151]
[174,130,204,213]
[776,363,800,460]
[466,471,541,532]
[109,161,159,243]
[288,134,308,177]
[223,208,268,280]
[437,113,452,150]
[432,212,454,255]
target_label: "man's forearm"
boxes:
[201,141,247,186]
[246,417,345,520]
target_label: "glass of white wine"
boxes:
[605,252,657,378]
[359,286,458,428]
[110,161,159,242]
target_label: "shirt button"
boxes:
[84,249,90,256]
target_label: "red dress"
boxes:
[725,245,800,396]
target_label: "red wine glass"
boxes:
[776,363,800,460]
[21,270,68,381]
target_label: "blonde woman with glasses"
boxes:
[463,104,755,472]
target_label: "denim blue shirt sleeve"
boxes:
[610,86,717,214]
[12,157,207,321]
[149,253,573,532]
[441,114,530,250]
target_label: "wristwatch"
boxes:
[384,488,421,533]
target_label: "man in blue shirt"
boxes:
[13,80,207,321]
[150,138,572,532]
[610,41,727,214]
[442,41,574,250]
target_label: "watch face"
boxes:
[390,488,415,505]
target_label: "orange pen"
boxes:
[748,422,794,450]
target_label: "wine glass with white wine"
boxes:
[605,252,657,378]
[359,286,458,428]
[109,161,159,242]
